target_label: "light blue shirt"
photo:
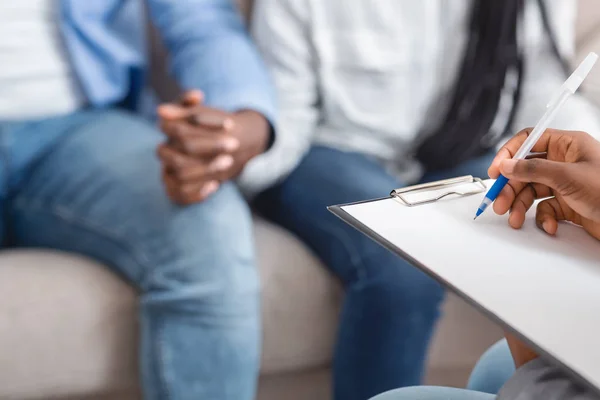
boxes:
[59,0,276,124]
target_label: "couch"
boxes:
[1,1,599,399]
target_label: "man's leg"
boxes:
[10,110,260,400]
[255,146,445,400]
[369,386,495,400]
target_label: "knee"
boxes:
[369,386,438,400]
[333,227,444,310]
[140,242,260,320]
[391,271,445,318]
[468,339,514,394]
[137,183,260,319]
[358,258,445,315]
[370,386,489,400]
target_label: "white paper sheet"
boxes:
[340,179,600,391]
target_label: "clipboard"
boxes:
[389,175,486,207]
[328,176,600,396]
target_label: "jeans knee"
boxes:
[395,276,444,317]
[136,184,260,322]
[468,339,514,394]
[141,255,261,322]
[362,260,445,316]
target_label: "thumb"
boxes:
[500,158,570,191]
[157,104,193,120]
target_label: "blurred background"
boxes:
[576,0,600,107]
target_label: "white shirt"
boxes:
[238,0,600,196]
[0,0,84,120]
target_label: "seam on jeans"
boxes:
[12,198,151,284]
[156,315,173,400]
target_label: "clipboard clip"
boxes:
[391,175,487,207]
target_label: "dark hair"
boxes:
[415,0,568,171]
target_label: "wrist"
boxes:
[234,110,271,159]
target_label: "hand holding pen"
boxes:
[487,128,600,241]
[475,52,598,219]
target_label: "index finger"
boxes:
[488,128,561,179]
[161,120,239,155]
[158,104,232,130]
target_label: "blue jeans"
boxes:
[370,340,516,400]
[255,146,497,400]
[0,110,260,400]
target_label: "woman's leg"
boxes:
[421,151,497,183]
[370,386,495,400]
[422,152,517,395]
[468,339,515,394]
[366,341,512,400]
[255,146,445,400]
[372,340,514,400]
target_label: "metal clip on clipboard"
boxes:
[390,175,487,207]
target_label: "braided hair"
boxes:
[415,0,568,171]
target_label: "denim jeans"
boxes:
[255,146,497,400]
[370,340,515,399]
[0,109,260,400]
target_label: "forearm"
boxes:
[147,0,277,123]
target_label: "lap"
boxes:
[256,146,497,289]
[255,146,399,270]
[260,145,401,205]
[370,386,495,400]
[421,151,496,183]
[11,110,256,295]
[256,146,433,287]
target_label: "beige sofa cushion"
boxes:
[0,251,138,399]
[254,219,341,375]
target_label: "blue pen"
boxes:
[474,52,598,220]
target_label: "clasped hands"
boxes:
[157,90,270,205]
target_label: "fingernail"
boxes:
[187,90,203,101]
[211,155,234,171]
[158,104,177,114]
[501,159,517,174]
[222,137,240,152]
[200,181,219,197]
[543,220,552,233]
